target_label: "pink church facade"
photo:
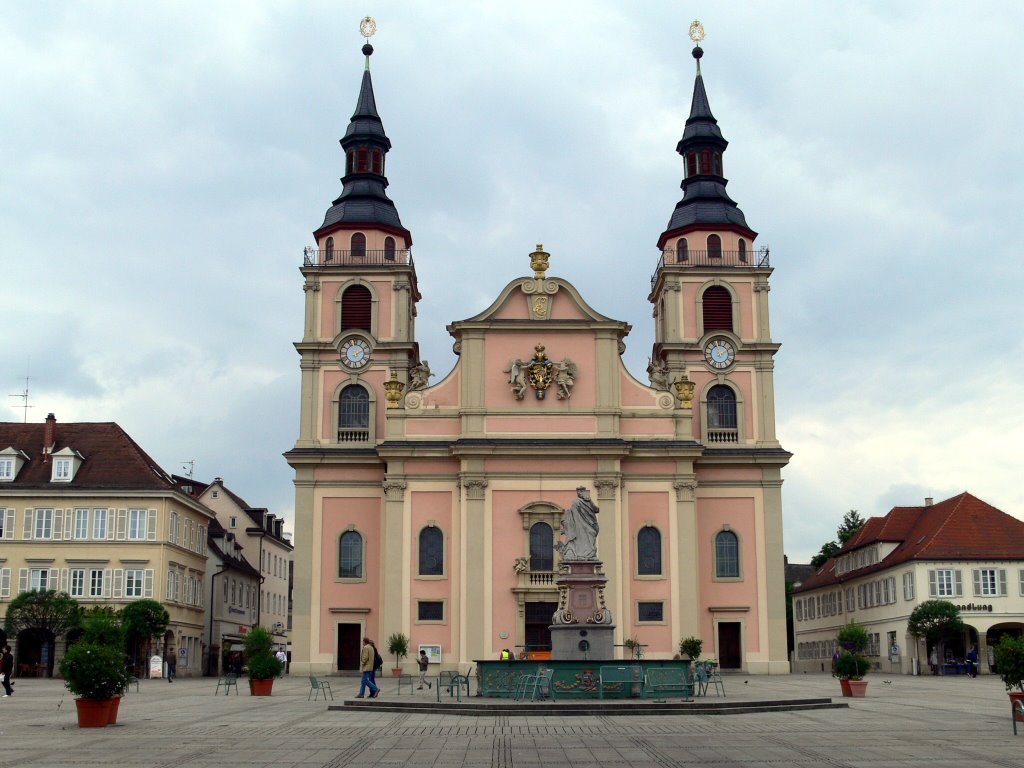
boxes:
[288,38,791,675]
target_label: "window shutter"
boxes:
[117,509,127,540]
[144,569,154,598]
[168,512,175,542]
[23,508,33,539]
[972,569,981,596]
[107,512,116,541]
[148,509,157,541]
[103,568,113,598]
[4,509,13,539]
[0,568,10,597]
[48,567,58,587]
[954,570,963,596]
[59,568,69,592]
[999,569,1008,596]
[53,509,63,539]
[928,570,936,597]
[64,510,74,540]
[113,569,123,599]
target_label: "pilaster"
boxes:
[459,472,489,663]
[381,476,408,639]
[672,473,699,642]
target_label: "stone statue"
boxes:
[504,358,528,400]
[408,360,432,391]
[557,486,600,561]
[554,358,577,400]
[647,357,669,391]
[513,556,529,574]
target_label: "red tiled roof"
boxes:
[0,419,176,491]
[794,493,1024,592]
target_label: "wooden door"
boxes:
[337,624,361,670]
[718,622,742,669]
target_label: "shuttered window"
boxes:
[341,285,372,331]
[702,285,732,332]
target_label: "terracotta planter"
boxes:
[1009,691,1024,721]
[839,678,852,697]
[847,680,868,697]
[107,696,122,725]
[250,678,274,696]
[75,698,112,728]
[391,668,403,677]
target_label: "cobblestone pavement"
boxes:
[0,672,1020,767]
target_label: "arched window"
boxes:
[371,149,382,175]
[738,238,746,263]
[687,152,697,177]
[350,232,366,259]
[325,237,334,262]
[707,385,737,431]
[341,284,372,331]
[356,147,369,173]
[338,385,370,442]
[702,285,733,332]
[384,236,396,261]
[345,150,354,176]
[676,237,688,263]
[418,527,443,576]
[707,234,722,259]
[712,152,722,176]
[339,531,363,578]
[715,530,740,578]
[700,149,711,173]
[529,522,553,571]
[637,526,662,576]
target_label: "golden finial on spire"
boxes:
[529,243,550,278]
[688,20,705,46]
[359,16,377,41]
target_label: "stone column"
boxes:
[381,477,408,642]
[673,474,699,643]
[460,473,488,664]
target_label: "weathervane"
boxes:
[688,20,705,46]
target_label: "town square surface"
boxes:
[0,674,1019,767]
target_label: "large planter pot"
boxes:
[75,698,112,728]
[1009,691,1024,721]
[250,678,274,696]
[839,679,852,697]
[847,680,868,698]
[107,696,122,725]
[391,668,403,677]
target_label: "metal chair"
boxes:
[308,675,334,701]
[1012,700,1024,735]
[514,668,553,701]
[215,672,239,695]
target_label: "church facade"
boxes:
[287,37,791,675]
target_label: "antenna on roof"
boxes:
[8,365,33,423]
[181,459,195,479]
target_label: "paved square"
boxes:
[0,673,1020,767]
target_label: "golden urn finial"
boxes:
[673,375,695,409]
[529,244,550,278]
[383,370,405,409]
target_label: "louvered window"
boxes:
[371,149,382,175]
[637,526,662,575]
[700,149,711,173]
[325,237,334,262]
[712,152,722,175]
[702,285,732,332]
[707,234,722,259]
[338,385,370,442]
[686,152,697,177]
[676,237,688,263]
[356,147,369,173]
[350,232,367,258]
[346,150,354,175]
[419,527,443,576]
[529,522,553,571]
[738,238,747,262]
[341,285,372,331]
[384,236,396,261]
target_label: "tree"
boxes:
[3,590,82,671]
[907,599,965,671]
[809,510,866,567]
[120,599,169,671]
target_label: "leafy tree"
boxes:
[810,541,840,568]
[810,510,866,567]
[907,600,965,669]
[3,590,82,671]
[120,599,169,669]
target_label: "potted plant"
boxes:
[244,626,283,696]
[836,621,870,697]
[679,636,703,661]
[387,632,410,676]
[994,635,1024,720]
[59,643,130,727]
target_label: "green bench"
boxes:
[598,665,636,699]
[643,667,693,700]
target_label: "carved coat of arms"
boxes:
[505,344,576,400]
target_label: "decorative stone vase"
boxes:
[250,678,274,696]
[1009,691,1024,722]
[75,698,112,728]
[107,695,122,725]
[847,680,868,697]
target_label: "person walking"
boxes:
[417,649,432,690]
[166,651,177,682]
[275,648,287,677]
[967,644,979,678]
[1,645,14,697]
[356,637,380,699]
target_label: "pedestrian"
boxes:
[831,649,840,677]
[1,644,14,697]
[370,640,383,686]
[929,648,938,675]
[166,650,177,682]
[275,648,287,677]
[356,637,380,698]
[417,649,432,690]
[967,644,979,678]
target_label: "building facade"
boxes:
[792,493,1024,675]
[288,39,790,675]
[0,414,213,677]
[204,517,261,675]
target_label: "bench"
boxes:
[437,668,473,701]
[643,667,692,700]
[598,665,636,700]
[308,675,333,701]
[215,672,239,695]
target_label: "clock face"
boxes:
[704,338,736,369]
[341,338,371,369]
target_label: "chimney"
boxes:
[43,413,56,454]
[924,497,934,506]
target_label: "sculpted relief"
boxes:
[505,344,576,400]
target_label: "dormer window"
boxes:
[0,448,28,482]
[49,447,83,483]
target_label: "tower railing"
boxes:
[302,248,414,267]
[650,247,770,290]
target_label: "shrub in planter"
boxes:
[834,651,870,680]
[679,636,703,661]
[247,653,283,681]
[244,626,283,686]
[387,632,410,674]
[994,635,1024,720]
[60,643,130,701]
[837,621,869,654]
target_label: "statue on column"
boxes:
[557,486,600,560]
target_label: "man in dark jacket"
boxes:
[1,645,14,697]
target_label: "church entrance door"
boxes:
[718,622,742,669]
[525,601,558,656]
[337,624,361,670]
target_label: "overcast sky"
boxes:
[3,1,1022,562]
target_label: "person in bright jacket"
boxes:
[357,637,380,698]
